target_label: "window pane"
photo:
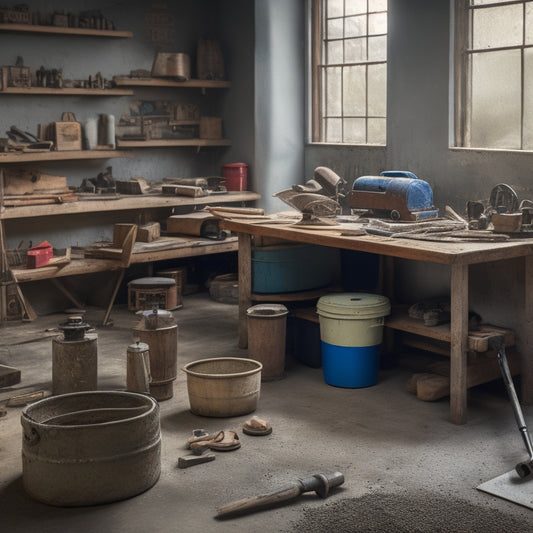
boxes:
[369,0,387,11]
[523,48,533,149]
[345,15,367,38]
[368,64,387,116]
[526,2,533,45]
[326,118,343,142]
[369,12,387,35]
[367,118,386,144]
[327,0,344,18]
[368,35,387,61]
[470,50,521,149]
[327,17,344,40]
[343,66,366,115]
[346,0,367,16]
[345,37,367,63]
[327,40,344,64]
[344,118,366,143]
[326,67,342,116]
[472,5,523,49]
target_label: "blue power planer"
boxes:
[350,171,439,221]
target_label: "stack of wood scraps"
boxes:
[1,167,77,207]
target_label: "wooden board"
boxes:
[386,312,515,352]
[3,168,67,194]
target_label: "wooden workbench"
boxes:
[220,218,533,425]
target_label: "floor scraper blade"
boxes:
[477,470,533,510]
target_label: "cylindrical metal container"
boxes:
[182,357,262,417]
[127,342,151,394]
[21,391,161,507]
[133,308,178,401]
[52,316,97,395]
[247,304,288,380]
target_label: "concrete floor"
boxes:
[0,292,532,532]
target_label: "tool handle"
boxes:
[497,347,527,430]
[216,483,301,518]
[495,342,533,458]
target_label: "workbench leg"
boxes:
[237,233,252,349]
[522,255,533,404]
[50,278,84,309]
[102,269,125,326]
[450,264,469,424]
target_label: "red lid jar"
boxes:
[222,162,248,191]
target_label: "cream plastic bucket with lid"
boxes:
[316,293,391,388]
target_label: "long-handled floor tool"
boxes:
[492,337,533,478]
[476,338,533,509]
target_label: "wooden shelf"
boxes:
[0,150,133,163]
[12,237,240,283]
[385,309,515,352]
[0,191,261,220]
[113,76,231,89]
[0,87,134,96]
[116,139,231,148]
[0,23,132,38]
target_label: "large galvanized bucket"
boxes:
[182,357,262,417]
[21,391,161,506]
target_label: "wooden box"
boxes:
[137,222,161,242]
[200,117,222,139]
[0,9,31,24]
[53,121,83,151]
[1,65,31,88]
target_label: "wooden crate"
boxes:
[53,121,83,151]
[200,117,222,139]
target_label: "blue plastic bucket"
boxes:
[316,293,391,388]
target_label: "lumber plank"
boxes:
[410,350,521,401]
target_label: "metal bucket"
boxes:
[21,391,161,507]
[182,357,262,417]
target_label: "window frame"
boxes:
[454,0,533,150]
[310,0,388,145]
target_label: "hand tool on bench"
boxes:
[491,336,533,479]
[216,471,344,518]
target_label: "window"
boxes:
[311,0,388,144]
[455,0,533,150]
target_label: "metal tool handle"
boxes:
[496,345,533,458]
[216,484,301,518]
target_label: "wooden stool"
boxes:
[127,277,177,311]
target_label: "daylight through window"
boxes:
[455,0,533,150]
[311,0,388,144]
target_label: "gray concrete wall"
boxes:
[254,0,305,214]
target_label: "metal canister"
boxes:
[133,307,178,401]
[52,316,97,395]
[126,341,151,394]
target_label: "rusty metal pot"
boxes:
[21,391,161,506]
[151,52,190,80]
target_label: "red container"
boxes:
[222,162,248,191]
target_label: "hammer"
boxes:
[491,336,533,478]
[216,471,344,518]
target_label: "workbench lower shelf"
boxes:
[385,309,515,352]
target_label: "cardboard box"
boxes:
[53,121,82,151]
